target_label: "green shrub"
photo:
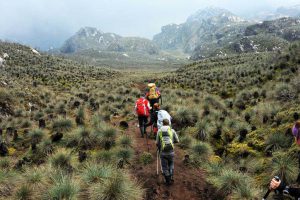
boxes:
[52,118,73,132]
[83,163,114,183]
[178,135,192,149]
[50,149,72,170]
[41,139,54,155]
[265,133,292,152]
[75,106,85,125]
[21,119,32,128]
[209,169,247,195]
[0,158,10,170]
[173,107,198,128]
[116,148,134,162]
[24,167,44,186]
[231,182,260,200]
[94,150,115,163]
[29,129,45,145]
[47,175,79,200]
[56,102,67,115]
[139,152,153,165]
[191,142,213,159]
[118,135,132,148]
[89,173,143,200]
[16,185,32,200]
[270,152,298,184]
[274,83,297,101]
[101,127,117,150]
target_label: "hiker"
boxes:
[146,103,159,137]
[145,83,161,110]
[269,177,300,198]
[156,119,179,186]
[292,120,300,144]
[156,104,172,130]
[292,120,300,183]
[135,94,151,138]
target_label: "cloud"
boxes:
[0,0,298,49]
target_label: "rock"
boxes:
[75,116,84,126]
[39,119,46,129]
[119,121,129,129]
[78,151,87,162]
[73,101,80,108]
[183,154,190,165]
[13,130,18,141]
[51,132,63,142]
[294,112,299,120]
[0,142,8,156]
[0,128,2,140]
[0,57,4,67]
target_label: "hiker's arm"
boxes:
[134,103,137,115]
[147,102,151,110]
[270,178,300,198]
[157,112,162,128]
[173,130,179,143]
[156,133,161,150]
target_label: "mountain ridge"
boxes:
[60,27,159,55]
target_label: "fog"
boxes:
[0,0,299,50]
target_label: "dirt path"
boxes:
[127,121,219,200]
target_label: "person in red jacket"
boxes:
[135,94,151,138]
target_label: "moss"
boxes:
[227,142,258,158]
[8,147,16,156]
[246,123,292,151]
[275,105,300,124]
[209,155,222,164]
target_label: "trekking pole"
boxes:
[262,176,280,200]
[156,150,159,175]
[150,124,153,137]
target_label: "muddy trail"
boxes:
[126,121,220,200]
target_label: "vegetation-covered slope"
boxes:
[153,42,300,199]
[0,42,144,199]
[1,39,300,199]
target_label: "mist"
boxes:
[0,0,299,50]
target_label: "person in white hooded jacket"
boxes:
[156,119,179,186]
[156,104,172,130]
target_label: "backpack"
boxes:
[148,86,159,100]
[159,128,174,152]
[136,98,150,117]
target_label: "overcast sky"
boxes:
[0,0,299,50]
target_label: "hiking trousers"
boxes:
[138,116,148,137]
[160,153,174,177]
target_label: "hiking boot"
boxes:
[164,175,171,186]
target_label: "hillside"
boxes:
[1,36,300,199]
[151,42,300,199]
[152,7,300,61]
[60,27,159,55]
[251,5,300,21]
[191,17,300,60]
[153,7,248,53]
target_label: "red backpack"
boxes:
[136,98,150,117]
